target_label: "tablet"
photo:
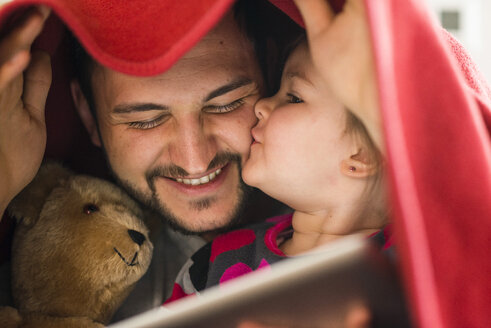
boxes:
[109,235,411,328]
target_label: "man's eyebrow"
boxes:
[204,77,254,102]
[112,103,169,114]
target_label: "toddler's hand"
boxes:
[293,0,383,153]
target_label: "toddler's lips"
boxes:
[251,128,260,145]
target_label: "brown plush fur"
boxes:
[0,163,153,327]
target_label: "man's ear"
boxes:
[70,80,102,147]
[340,148,378,178]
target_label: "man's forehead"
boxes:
[89,10,261,110]
[180,12,252,60]
[92,50,259,109]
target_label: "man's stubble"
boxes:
[104,150,254,236]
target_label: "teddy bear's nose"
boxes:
[128,229,146,246]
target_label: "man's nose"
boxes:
[254,97,274,121]
[169,115,217,175]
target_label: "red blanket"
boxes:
[0,0,489,327]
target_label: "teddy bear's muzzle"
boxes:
[114,247,140,266]
[113,229,148,266]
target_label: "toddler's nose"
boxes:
[128,229,146,246]
[254,97,274,120]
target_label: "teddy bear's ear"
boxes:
[7,162,73,226]
[0,306,22,327]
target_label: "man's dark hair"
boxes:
[70,0,303,112]
[233,0,303,95]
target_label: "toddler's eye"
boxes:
[83,204,99,215]
[287,93,303,104]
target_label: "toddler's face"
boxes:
[242,42,360,211]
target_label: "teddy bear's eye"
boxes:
[83,204,99,215]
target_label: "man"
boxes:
[71,11,270,236]
[0,0,291,321]
[0,2,289,234]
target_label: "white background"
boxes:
[425,0,491,83]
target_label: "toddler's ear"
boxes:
[340,148,378,178]
[7,162,72,227]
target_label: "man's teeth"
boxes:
[176,168,222,186]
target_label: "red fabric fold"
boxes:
[0,0,489,326]
[0,0,234,76]
[364,1,491,327]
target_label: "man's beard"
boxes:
[107,152,253,236]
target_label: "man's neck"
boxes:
[200,232,218,242]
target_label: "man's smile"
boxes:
[158,163,233,197]
[174,167,223,186]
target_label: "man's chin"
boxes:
[155,187,252,236]
[163,209,246,236]
[114,177,253,236]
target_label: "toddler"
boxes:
[166,37,390,302]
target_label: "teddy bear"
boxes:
[0,163,153,327]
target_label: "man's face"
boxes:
[87,13,263,234]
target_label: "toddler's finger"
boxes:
[293,0,334,37]
[36,5,51,21]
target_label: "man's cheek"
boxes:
[104,134,148,180]
[212,115,254,154]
